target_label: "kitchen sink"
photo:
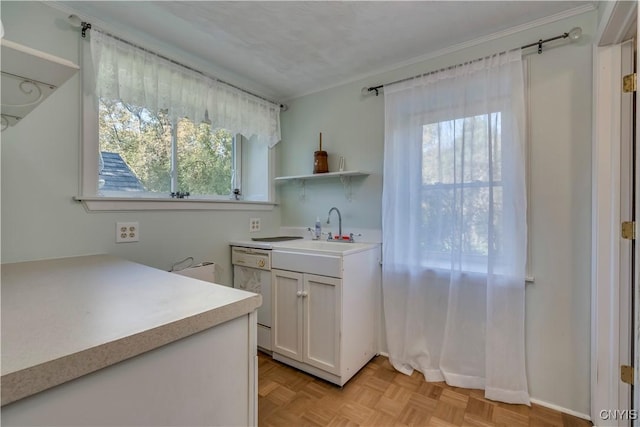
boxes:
[271,239,378,255]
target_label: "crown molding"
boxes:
[288,3,597,101]
[595,0,637,46]
[46,1,597,103]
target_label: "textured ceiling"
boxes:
[59,1,594,101]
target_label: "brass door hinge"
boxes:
[621,365,634,385]
[623,73,637,93]
[622,221,636,240]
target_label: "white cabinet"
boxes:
[271,245,380,386]
[2,314,258,427]
[272,269,304,361]
[0,255,260,426]
[305,273,341,374]
[272,270,341,375]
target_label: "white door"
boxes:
[303,274,341,375]
[272,269,303,361]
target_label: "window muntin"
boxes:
[421,112,502,272]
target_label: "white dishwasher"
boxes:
[231,246,272,352]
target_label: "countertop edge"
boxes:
[271,241,380,256]
[1,294,261,406]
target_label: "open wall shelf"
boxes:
[1,39,79,131]
[275,171,369,201]
[275,170,368,182]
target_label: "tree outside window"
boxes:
[421,112,502,270]
[98,98,234,197]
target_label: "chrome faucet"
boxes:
[327,207,342,240]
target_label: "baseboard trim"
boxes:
[374,353,591,422]
[529,398,591,421]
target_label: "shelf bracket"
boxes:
[296,179,306,201]
[340,175,353,201]
[274,171,368,202]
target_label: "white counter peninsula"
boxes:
[1,254,261,427]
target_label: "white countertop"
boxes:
[1,254,261,406]
[229,239,277,250]
[230,238,380,255]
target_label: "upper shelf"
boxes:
[1,39,80,131]
[275,170,369,201]
[275,170,368,182]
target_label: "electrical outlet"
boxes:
[116,222,139,243]
[249,218,261,233]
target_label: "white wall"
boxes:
[0,2,281,286]
[279,10,595,416]
[2,0,595,416]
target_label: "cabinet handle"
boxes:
[296,291,303,297]
[301,291,308,297]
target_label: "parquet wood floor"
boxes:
[258,352,592,427]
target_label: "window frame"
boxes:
[77,39,275,211]
[418,109,533,281]
[419,112,505,274]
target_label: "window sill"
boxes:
[406,263,535,285]
[74,197,276,212]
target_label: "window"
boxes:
[97,99,236,198]
[79,29,280,210]
[421,112,503,272]
[381,52,530,404]
[383,50,527,278]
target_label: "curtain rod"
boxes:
[68,15,288,111]
[363,27,583,96]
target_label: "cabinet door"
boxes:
[303,273,341,375]
[272,269,303,361]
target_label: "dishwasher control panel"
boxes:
[231,247,271,270]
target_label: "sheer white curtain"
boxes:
[90,30,281,147]
[382,50,529,404]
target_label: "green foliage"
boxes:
[176,119,232,196]
[98,99,233,196]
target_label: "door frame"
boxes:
[591,1,638,425]
[634,7,640,421]
[620,37,635,421]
